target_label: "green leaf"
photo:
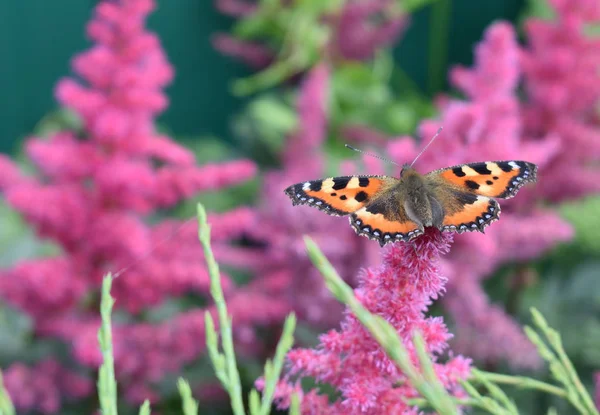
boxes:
[258,313,296,415]
[197,203,246,415]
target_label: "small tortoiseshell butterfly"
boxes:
[284,135,537,246]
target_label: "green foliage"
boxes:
[330,53,436,136]
[0,200,59,268]
[524,309,598,415]
[228,0,439,96]
[560,195,600,255]
[31,108,83,137]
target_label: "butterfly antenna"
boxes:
[410,126,443,167]
[345,144,401,167]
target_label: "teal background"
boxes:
[0,0,524,154]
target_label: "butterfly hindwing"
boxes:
[427,161,537,199]
[349,191,423,246]
[350,207,423,246]
[284,175,395,216]
[430,186,501,233]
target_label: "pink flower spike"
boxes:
[0,0,260,408]
[270,229,472,414]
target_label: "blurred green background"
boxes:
[0,0,524,154]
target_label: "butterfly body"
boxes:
[284,160,537,246]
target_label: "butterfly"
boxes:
[284,160,537,247]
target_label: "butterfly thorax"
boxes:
[398,168,444,229]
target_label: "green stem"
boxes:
[258,314,296,415]
[405,397,490,411]
[530,309,600,415]
[197,204,246,415]
[474,370,568,399]
[98,275,118,415]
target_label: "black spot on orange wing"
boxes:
[465,180,480,190]
[355,191,368,202]
[497,162,513,172]
[358,177,369,187]
[452,167,466,177]
[451,190,478,205]
[470,163,493,175]
[332,177,351,190]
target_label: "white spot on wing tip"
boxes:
[509,161,519,169]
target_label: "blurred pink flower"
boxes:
[3,359,92,415]
[521,0,600,201]
[333,0,408,61]
[266,229,471,414]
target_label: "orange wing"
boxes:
[284,175,396,216]
[438,193,500,234]
[350,206,422,246]
[427,161,537,199]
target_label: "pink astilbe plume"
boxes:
[385,22,574,367]
[0,0,266,411]
[266,229,471,414]
[521,0,600,201]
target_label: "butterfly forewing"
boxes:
[284,175,396,216]
[427,161,537,199]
